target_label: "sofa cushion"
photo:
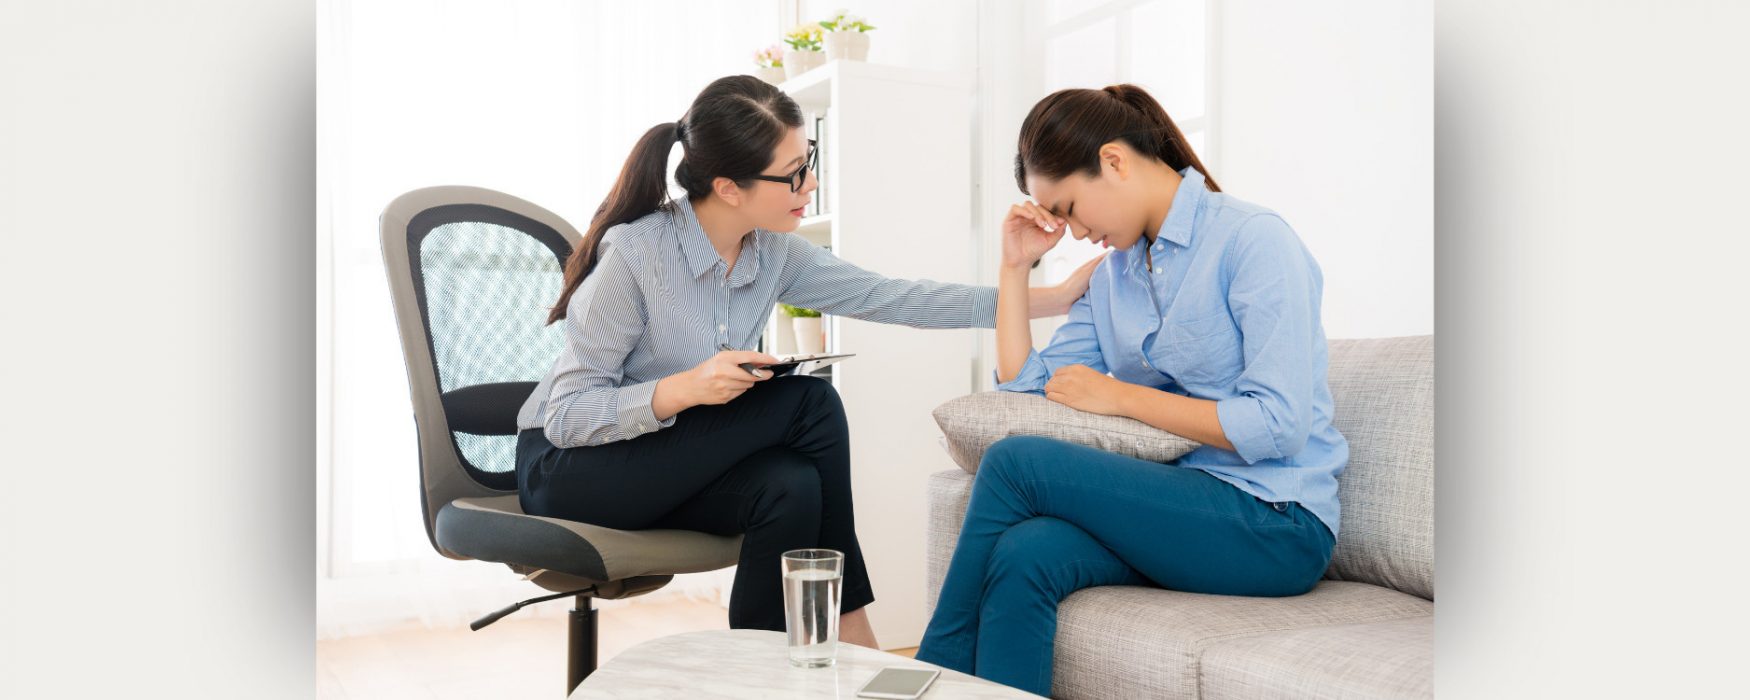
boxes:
[1050,581,1433,700]
[931,391,1200,474]
[1323,336,1435,600]
[1199,616,1434,699]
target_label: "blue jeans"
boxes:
[915,436,1335,696]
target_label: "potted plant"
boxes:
[820,10,875,62]
[752,45,786,85]
[782,24,825,80]
[780,304,826,354]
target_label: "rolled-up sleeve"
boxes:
[1214,215,1319,464]
[779,236,997,329]
[541,241,677,448]
[995,290,1107,394]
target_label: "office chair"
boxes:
[379,186,742,694]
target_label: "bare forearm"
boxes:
[1116,383,1235,451]
[996,265,1034,384]
[1026,285,1070,317]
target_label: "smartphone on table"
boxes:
[856,666,940,699]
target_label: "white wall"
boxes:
[1216,0,1433,339]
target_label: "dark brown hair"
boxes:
[547,75,804,323]
[1014,83,1220,195]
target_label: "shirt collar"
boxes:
[1153,167,1207,248]
[671,196,760,285]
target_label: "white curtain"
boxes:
[318,0,782,635]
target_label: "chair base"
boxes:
[568,595,598,694]
[469,587,601,694]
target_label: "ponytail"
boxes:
[1014,83,1220,195]
[1100,84,1220,192]
[547,122,679,324]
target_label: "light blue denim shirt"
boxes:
[997,168,1348,536]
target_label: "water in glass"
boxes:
[781,549,843,668]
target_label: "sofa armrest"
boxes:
[925,469,974,619]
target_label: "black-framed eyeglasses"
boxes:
[750,139,818,193]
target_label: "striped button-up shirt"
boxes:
[518,196,998,448]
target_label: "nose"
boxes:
[800,167,820,195]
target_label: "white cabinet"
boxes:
[764,60,977,646]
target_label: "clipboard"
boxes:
[758,352,855,377]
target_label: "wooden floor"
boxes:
[318,598,916,699]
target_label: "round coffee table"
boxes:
[569,629,1042,698]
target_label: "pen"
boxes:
[719,343,766,378]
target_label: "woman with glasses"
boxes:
[514,75,1095,647]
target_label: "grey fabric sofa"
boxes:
[924,336,1434,699]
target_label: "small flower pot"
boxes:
[824,32,869,62]
[756,65,787,85]
[792,316,825,355]
[783,49,825,80]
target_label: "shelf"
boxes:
[765,55,975,646]
[778,60,975,114]
[778,62,834,113]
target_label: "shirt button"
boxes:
[718,324,727,332]
[1153,267,1163,274]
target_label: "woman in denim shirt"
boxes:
[916,85,1349,696]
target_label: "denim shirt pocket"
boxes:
[1160,312,1245,388]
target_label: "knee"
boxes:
[756,459,823,516]
[977,435,1055,483]
[984,517,1079,591]
[765,374,845,421]
[798,375,845,415]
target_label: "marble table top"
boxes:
[570,629,1043,699]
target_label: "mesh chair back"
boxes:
[380,187,580,557]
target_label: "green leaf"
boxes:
[779,303,822,318]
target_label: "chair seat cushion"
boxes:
[435,495,742,583]
[1049,581,1433,700]
[1199,616,1434,699]
[932,391,1200,474]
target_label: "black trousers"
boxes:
[514,374,874,631]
